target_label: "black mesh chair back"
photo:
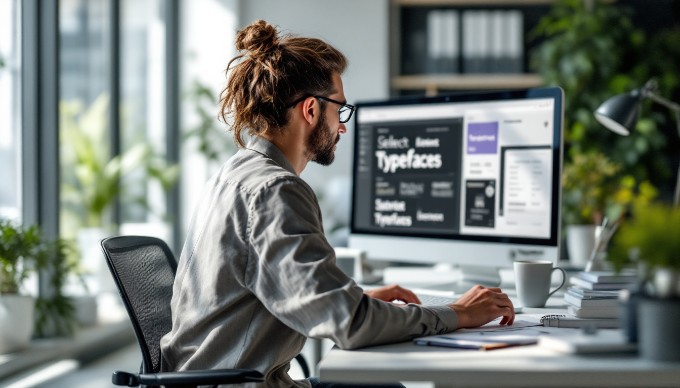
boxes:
[101,236,176,374]
[101,235,264,387]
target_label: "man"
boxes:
[160,20,514,387]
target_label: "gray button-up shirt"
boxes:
[160,136,458,387]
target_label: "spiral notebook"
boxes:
[540,314,620,329]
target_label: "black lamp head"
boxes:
[594,88,643,136]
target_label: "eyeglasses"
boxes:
[289,95,356,124]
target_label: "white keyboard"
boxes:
[414,290,457,306]
[416,292,524,313]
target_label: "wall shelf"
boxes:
[389,0,553,96]
[393,0,556,6]
[392,74,543,95]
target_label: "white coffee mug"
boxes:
[514,260,566,308]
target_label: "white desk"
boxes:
[319,275,680,388]
[319,334,680,387]
[321,266,680,387]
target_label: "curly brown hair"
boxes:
[219,20,348,148]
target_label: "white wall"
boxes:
[180,0,240,240]
[239,0,390,194]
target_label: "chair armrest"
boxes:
[112,368,264,386]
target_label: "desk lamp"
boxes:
[594,79,680,206]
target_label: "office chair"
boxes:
[100,235,265,387]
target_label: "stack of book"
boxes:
[565,271,637,319]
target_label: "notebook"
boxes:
[414,318,543,350]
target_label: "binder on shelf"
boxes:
[462,10,479,74]
[426,10,443,74]
[477,10,490,73]
[489,10,505,73]
[443,10,460,74]
[505,10,524,73]
[404,28,427,75]
[426,10,459,74]
[461,9,524,74]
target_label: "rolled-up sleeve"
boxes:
[245,176,458,349]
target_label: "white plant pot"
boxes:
[0,295,35,353]
[73,295,98,327]
[566,224,599,268]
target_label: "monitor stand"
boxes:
[459,265,502,288]
[422,264,502,294]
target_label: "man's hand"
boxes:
[364,284,421,304]
[449,285,514,328]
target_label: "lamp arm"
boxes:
[675,109,680,207]
[675,155,680,207]
[646,91,680,114]
[645,90,680,206]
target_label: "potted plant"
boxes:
[561,151,655,267]
[610,202,680,294]
[60,94,179,300]
[0,218,77,353]
[61,94,179,228]
[33,237,81,338]
[608,201,680,361]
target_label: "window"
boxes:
[58,0,175,297]
[59,0,113,295]
[0,0,21,222]
[17,0,237,309]
[119,0,171,241]
[59,0,111,232]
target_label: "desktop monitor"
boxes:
[348,86,564,286]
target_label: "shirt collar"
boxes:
[245,136,297,175]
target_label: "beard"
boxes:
[307,108,340,166]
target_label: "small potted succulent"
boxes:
[561,152,656,267]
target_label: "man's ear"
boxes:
[301,97,319,126]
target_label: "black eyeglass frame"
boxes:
[288,95,356,124]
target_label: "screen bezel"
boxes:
[349,86,564,249]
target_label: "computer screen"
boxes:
[349,87,564,285]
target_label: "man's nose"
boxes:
[339,123,347,134]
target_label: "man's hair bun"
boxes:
[235,19,279,59]
[221,19,347,148]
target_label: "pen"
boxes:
[415,339,525,351]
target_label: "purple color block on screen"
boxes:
[467,122,498,154]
